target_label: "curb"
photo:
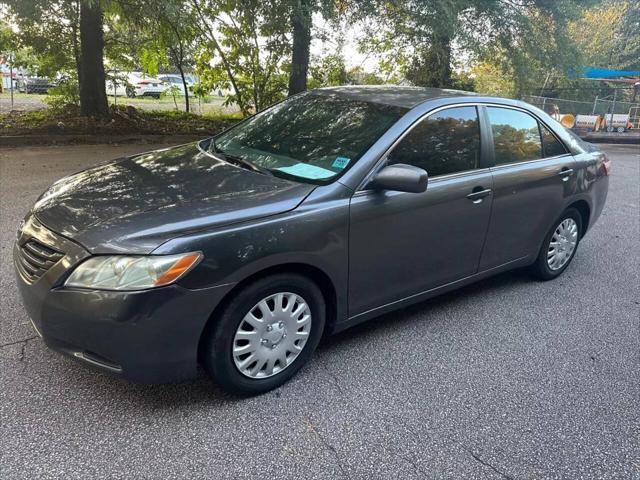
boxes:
[0,134,206,147]
[579,133,640,145]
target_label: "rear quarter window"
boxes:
[541,125,569,157]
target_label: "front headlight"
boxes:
[65,252,202,291]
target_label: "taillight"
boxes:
[602,157,611,176]
[137,80,150,85]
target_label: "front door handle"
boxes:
[557,168,574,181]
[466,188,492,204]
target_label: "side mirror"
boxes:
[369,164,428,193]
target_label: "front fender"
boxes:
[153,184,352,326]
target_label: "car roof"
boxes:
[313,85,478,109]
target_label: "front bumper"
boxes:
[14,215,234,383]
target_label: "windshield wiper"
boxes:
[210,140,272,176]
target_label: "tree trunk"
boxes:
[287,0,312,96]
[79,0,108,117]
[434,34,452,88]
[177,64,190,113]
[170,45,190,113]
[424,33,452,88]
[406,33,452,88]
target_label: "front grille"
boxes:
[16,239,64,283]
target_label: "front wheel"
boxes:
[530,208,582,280]
[201,274,325,395]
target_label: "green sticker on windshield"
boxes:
[332,156,351,169]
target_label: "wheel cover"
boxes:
[547,218,578,270]
[232,292,312,379]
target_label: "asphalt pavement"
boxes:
[1,143,638,479]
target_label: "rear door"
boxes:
[479,106,577,270]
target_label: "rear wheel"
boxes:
[530,208,582,280]
[201,274,325,395]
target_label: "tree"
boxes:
[2,0,109,117]
[0,19,16,52]
[358,0,593,91]
[470,60,515,97]
[120,0,198,112]
[570,0,640,71]
[617,1,640,71]
[192,0,291,113]
[308,52,348,87]
[286,0,355,95]
[1,1,80,77]
[288,0,312,95]
[79,0,108,117]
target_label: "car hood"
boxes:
[33,142,315,253]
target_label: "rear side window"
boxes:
[541,124,568,157]
[388,106,480,177]
[487,107,542,165]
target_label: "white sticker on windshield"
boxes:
[276,163,335,180]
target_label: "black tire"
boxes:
[126,87,136,98]
[201,273,325,396]
[530,207,582,281]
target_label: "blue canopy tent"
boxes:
[582,67,640,79]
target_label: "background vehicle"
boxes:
[157,74,194,96]
[16,75,55,94]
[105,72,165,98]
[14,87,610,395]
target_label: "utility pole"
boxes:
[609,88,617,132]
[9,51,14,111]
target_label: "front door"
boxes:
[348,106,493,317]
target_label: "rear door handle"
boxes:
[557,168,574,181]
[466,188,492,204]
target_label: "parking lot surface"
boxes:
[1,143,638,479]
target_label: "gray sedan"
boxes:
[14,86,610,395]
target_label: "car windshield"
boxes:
[209,91,407,184]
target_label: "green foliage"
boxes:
[358,0,593,93]
[44,78,80,113]
[1,0,80,77]
[1,0,635,127]
[471,60,515,97]
[570,0,640,71]
[139,47,166,77]
[192,0,291,113]
[0,20,17,52]
[0,104,241,135]
[617,1,640,70]
[308,53,348,87]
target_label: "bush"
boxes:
[44,79,80,114]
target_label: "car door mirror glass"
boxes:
[369,164,428,193]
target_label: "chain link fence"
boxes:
[523,95,639,116]
[523,92,640,130]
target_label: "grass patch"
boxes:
[0,105,242,136]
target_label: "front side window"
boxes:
[387,106,481,177]
[211,92,407,184]
[487,107,542,165]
